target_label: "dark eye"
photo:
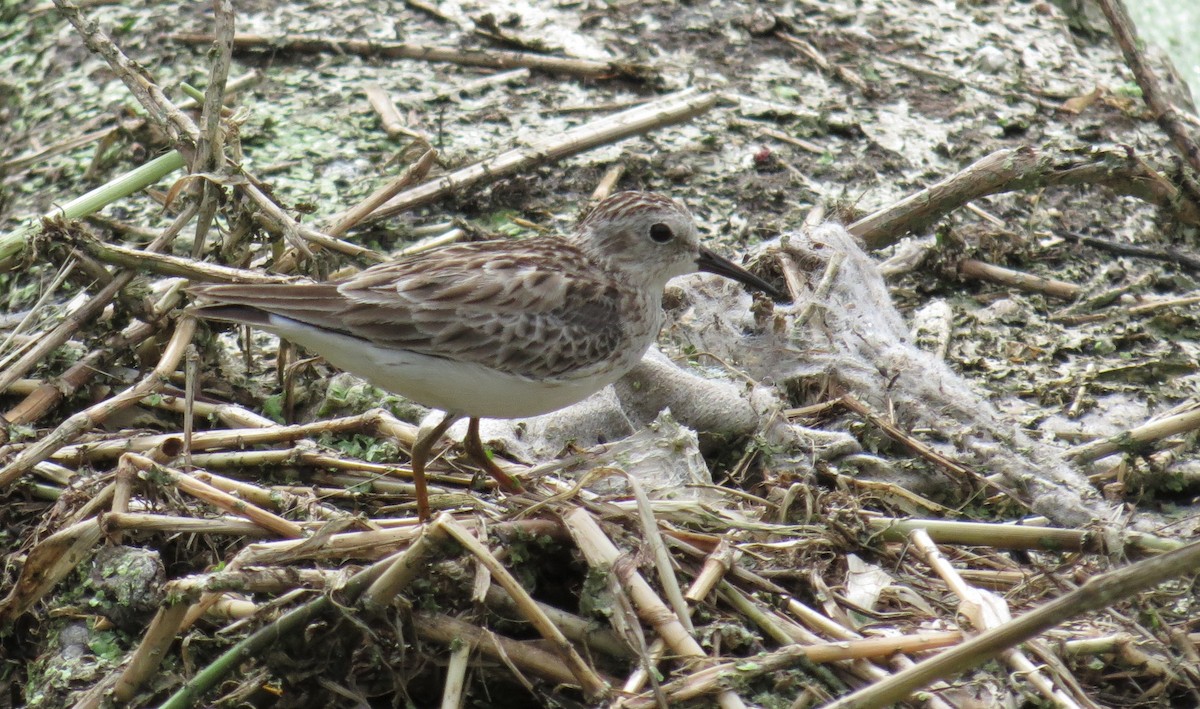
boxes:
[649,223,673,243]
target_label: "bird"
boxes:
[188,191,782,520]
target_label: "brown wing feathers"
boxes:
[187,238,634,380]
[188,282,354,335]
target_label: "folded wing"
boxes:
[189,239,631,381]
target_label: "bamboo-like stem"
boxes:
[157,550,399,709]
[823,536,1200,709]
[441,517,609,699]
[100,512,268,537]
[1067,404,1200,466]
[364,89,717,223]
[126,453,305,538]
[112,602,191,701]
[620,632,963,709]
[0,317,197,487]
[0,517,104,623]
[563,508,740,706]
[0,201,197,398]
[170,32,651,79]
[412,612,583,688]
[361,513,454,610]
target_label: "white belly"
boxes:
[263,315,629,418]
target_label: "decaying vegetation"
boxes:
[2,0,1200,706]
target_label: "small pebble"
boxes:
[976,45,1007,73]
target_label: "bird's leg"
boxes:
[463,417,524,492]
[410,411,460,521]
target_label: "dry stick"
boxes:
[440,517,609,699]
[623,539,740,695]
[1041,144,1198,218]
[908,530,1079,708]
[156,549,399,709]
[190,466,347,522]
[957,259,1081,300]
[235,525,425,567]
[1096,0,1200,176]
[364,89,718,223]
[361,512,454,610]
[147,390,276,428]
[469,517,492,606]
[837,394,1029,509]
[865,516,1179,554]
[591,164,626,201]
[67,230,290,282]
[101,512,267,537]
[848,146,1200,249]
[55,0,199,151]
[188,448,418,486]
[1128,292,1200,315]
[125,453,305,538]
[323,148,438,236]
[440,638,472,709]
[2,125,114,172]
[108,456,135,546]
[793,250,845,327]
[733,117,826,155]
[1057,291,1200,325]
[724,581,916,695]
[777,30,868,93]
[562,508,746,708]
[169,32,651,80]
[169,569,342,599]
[625,475,692,633]
[0,202,196,395]
[112,602,192,702]
[0,517,104,623]
[190,0,234,259]
[239,178,383,260]
[1067,403,1200,464]
[183,344,198,468]
[822,536,1200,709]
[1060,231,1200,273]
[619,632,963,709]
[412,613,582,687]
[0,316,196,487]
[848,147,1038,247]
[2,320,156,430]
[481,585,631,660]
[62,482,116,531]
[49,409,417,464]
[718,584,920,702]
[364,84,430,141]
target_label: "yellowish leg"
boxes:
[410,412,459,521]
[463,417,524,492]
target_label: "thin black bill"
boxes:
[697,247,786,300]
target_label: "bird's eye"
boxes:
[649,223,673,243]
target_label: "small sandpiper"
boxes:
[190,191,782,519]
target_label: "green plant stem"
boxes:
[0,150,186,272]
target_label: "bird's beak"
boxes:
[697,247,785,300]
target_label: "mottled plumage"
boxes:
[189,191,780,519]
[197,240,636,384]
